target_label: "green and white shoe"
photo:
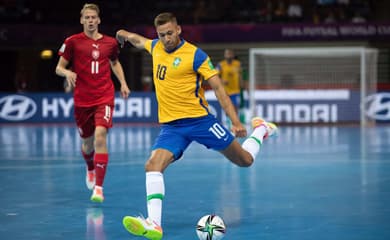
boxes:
[251,117,278,139]
[90,186,104,203]
[123,215,163,240]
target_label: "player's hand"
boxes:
[65,71,77,88]
[120,84,130,98]
[231,122,247,138]
[116,30,127,48]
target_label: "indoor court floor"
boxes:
[0,123,389,240]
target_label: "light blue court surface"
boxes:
[0,124,390,240]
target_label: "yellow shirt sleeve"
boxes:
[198,57,219,81]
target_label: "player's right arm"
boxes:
[115,29,149,49]
[55,56,77,88]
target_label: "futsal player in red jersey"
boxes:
[55,3,130,203]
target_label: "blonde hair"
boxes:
[80,3,100,16]
[154,12,177,27]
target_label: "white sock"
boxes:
[146,171,164,226]
[242,138,260,160]
[242,125,267,160]
[251,125,267,143]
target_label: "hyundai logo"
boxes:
[0,95,37,121]
[364,93,390,120]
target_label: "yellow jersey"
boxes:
[145,39,219,123]
[217,59,241,95]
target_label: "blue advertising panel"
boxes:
[1,90,389,124]
[0,92,158,123]
[208,90,390,124]
[252,90,361,123]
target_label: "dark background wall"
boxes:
[1,0,389,93]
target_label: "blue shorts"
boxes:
[230,93,240,108]
[152,115,235,160]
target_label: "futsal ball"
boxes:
[196,214,226,240]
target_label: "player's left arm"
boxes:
[208,74,247,137]
[110,59,130,98]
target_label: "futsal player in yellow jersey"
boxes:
[217,49,244,127]
[116,12,278,240]
[144,36,215,123]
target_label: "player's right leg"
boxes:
[122,151,171,240]
[81,136,95,190]
[75,106,96,192]
[123,125,190,239]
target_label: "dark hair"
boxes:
[154,12,177,27]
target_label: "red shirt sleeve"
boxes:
[58,36,74,62]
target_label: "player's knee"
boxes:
[82,142,94,153]
[242,159,254,167]
[145,159,159,172]
[237,156,253,167]
[94,134,106,149]
[145,160,153,171]
[145,158,169,172]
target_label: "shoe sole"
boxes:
[122,216,162,240]
[90,195,104,203]
[123,216,144,236]
[267,122,278,138]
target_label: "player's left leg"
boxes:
[221,117,278,166]
[91,126,108,203]
[90,104,113,203]
[195,114,276,166]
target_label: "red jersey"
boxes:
[58,32,119,107]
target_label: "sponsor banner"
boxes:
[0,92,226,123]
[1,91,389,123]
[206,90,390,123]
[0,92,159,123]
[252,90,360,123]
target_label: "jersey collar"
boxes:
[82,32,103,41]
[165,38,185,54]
